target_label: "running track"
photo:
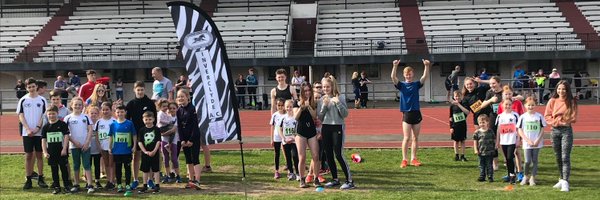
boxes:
[1,105,599,153]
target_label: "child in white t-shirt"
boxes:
[270,98,285,179]
[64,97,94,193]
[96,102,116,189]
[517,97,547,186]
[495,99,520,184]
[279,99,300,181]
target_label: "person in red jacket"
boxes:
[79,70,97,102]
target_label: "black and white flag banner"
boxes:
[167,1,241,144]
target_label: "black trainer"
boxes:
[477,177,486,182]
[153,185,161,194]
[138,185,148,194]
[30,171,39,179]
[23,177,33,190]
[52,187,61,194]
[95,180,103,189]
[38,175,48,188]
[105,182,115,190]
[460,155,468,162]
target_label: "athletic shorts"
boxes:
[451,124,467,142]
[183,142,200,165]
[23,136,43,153]
[402,111,422,125]
[140,154,160,173]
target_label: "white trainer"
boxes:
[553,179,563,189]
[560,181,570,192]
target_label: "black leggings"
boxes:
[283,143,299,174]
[319,138,328,170]
[273,142,281,171]
[114,155,132,185]
[502,144,516,176]
[322,124,352,181]
[91,154,101,180]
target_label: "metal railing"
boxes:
[2,76,598,115]
[2,33,599,64]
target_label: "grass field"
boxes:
[1,147,599,199]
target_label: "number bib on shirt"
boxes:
[98,132,109,140]
[47,132,63,143]
[524,121,540,132]
[499,123,516,134]
[453,112,466,123]
[115,132,131,146]
[492,103,499,113]
[284,127,295,137]
[470,100,483,113]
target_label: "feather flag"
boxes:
[167,1,241,144]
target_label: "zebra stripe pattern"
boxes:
[168,2,241,144]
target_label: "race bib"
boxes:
[524,121,540,132]
[499,123,516,134]
[453,112,466,123]
[284,127,295,137]
[470,100,483,113]
[98,132,109,140]
[114,132,131,147]
[47,132,63,143]
[492,103,499,113]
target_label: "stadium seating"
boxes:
[576,1,600,35]
[315,7,405,57]
[421,0,550,7]
[419,2,585,53]
[216,0,291,12]
[33,0,290,62]
[318,0,397,10]
[0,17,50,63]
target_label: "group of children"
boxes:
[19,77,210,196]
[269,69,354,190]
[449,76,577,192]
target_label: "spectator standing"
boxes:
[67,72,81,97]
[175,75,189,94]
[235,74,247,109]
[358,71,371,108]
[246,68,258,106]
[115,78,124,101]
[534,69,548,105]
[291,70,306,95]
[54,76,68,106]
[151,67,174,101]
[548,68,561,95]
[15,79,27,99]
[446,65,461,102]
[78,70,97,102]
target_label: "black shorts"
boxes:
[451,124,467,142]
[113,154,132,164]
[48,155,69,166]
[23,136,42,153]
[140,154,160,173]
[402,111,422,125]
[183,141,200,165]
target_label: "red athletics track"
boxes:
[1,105,599,153]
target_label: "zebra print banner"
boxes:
[167,1,241,144]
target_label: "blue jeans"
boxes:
[552,126,573,181]
[116,90,124,100]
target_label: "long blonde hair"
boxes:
[351,71,359,80]
[89,84,108,107]
[323,75,340,97]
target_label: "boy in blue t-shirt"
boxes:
[391,59,431,168]
[109,105,137,196]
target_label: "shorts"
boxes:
[48,154,69,166]
[23,136,42,153]
[183,141,200,165]
[402,111,422,125]
[451,125,467,142]
[71,148,92,171]
[113,154,132,164]
[140,154,160,173]
[353,88,360,100]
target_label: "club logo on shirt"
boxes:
[70,120,79,124]
[99,125,106,129]
[24,103,31,108]
[36,103,41,107]
[143,107,148,111]
[82,119,87,123]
